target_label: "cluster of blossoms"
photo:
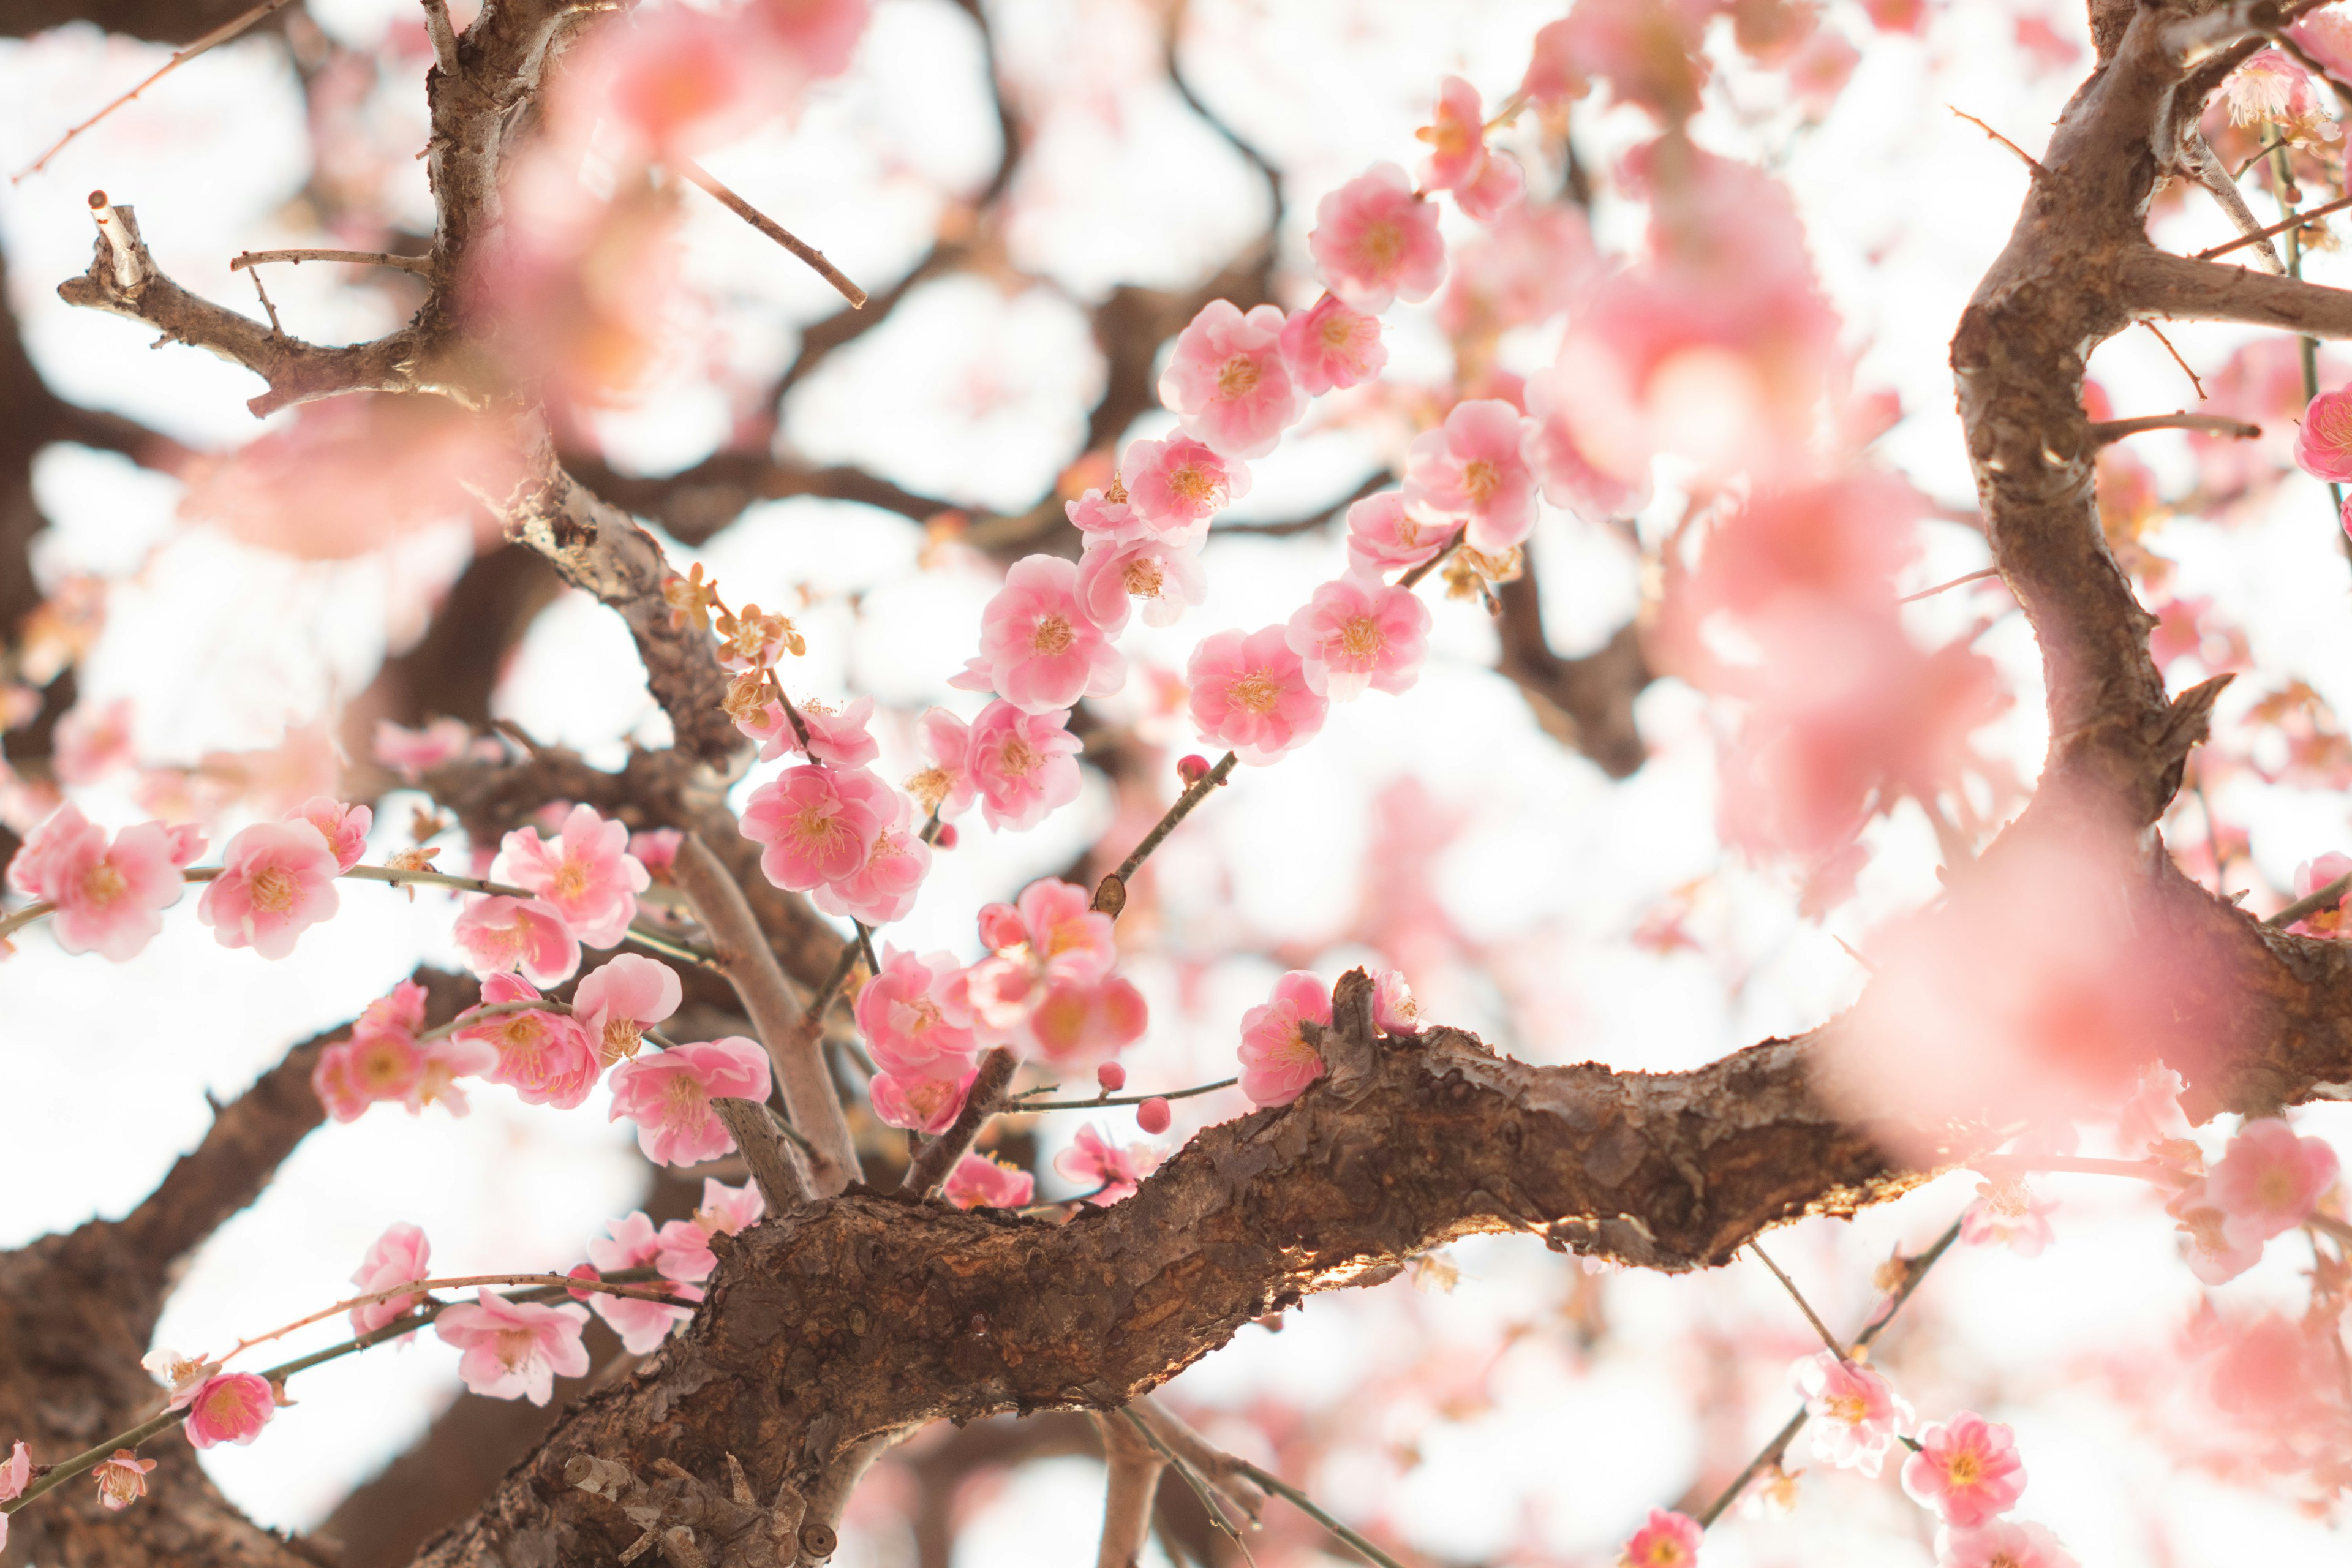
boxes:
[1234,967,1420,1108]
[2165,1115,2341,1286]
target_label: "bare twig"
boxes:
[2193,190,2352,261]
[902,1047,1018,1197]
[1948,105,2046,175]
[2139,317,2207,398]
[1091,751,1238,914]
[712,1098,814,1210]
[2268,869,2352,928]
[1897,566,2002,603]
[1010,1076,1238,1111]
[2184,129,2286,273]
[1396,527,1466,590]
[2088,412,2261,443]
[233,248,432,275]
[1747,1240,1845,1359]
[674,158,868,308]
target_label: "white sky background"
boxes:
[0,0,2347,1562]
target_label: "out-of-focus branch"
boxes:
[1493,565,1650,780]
[561,450,950,540]
[1093,1412,1166,1568]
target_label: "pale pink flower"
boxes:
[433,1289,591,1405]
[2117,1062,2196,1158]
[5,805,184,962]
[144,1345,214,1402]
[1959,1177,2058,1257]
[1023,973,1149,1066]
[998,878,1119,984]
[1344,490,1452,577]
[462,973,601,1108]
[2288,851,2352,935]
[584,1212,701,1353]
[908,706,978,821]
[1310,162,1446,312]
[372,717,471,778]
[1120,434,1250,535]
[291,796,371,873]
[2227,48,2326,130]
[744,693,880,767]
[1901,1412,2026,1527]
[452,894,581,987]
[1371,968,1422,1035]
[92,1450,155,1511]
[1285,576,1433,700]
[368,978,432,1038]
[52,696,135,783]
[1187,626,1329,764]
[179,1371,276,1449]
[198,819,341,960]
[1403,399,1540,554]
[2207,1117,2340,1241]
[856,947,978,1075]
[350,1221,432,1335]
[1417,76,1490,195]
[1934,1518,2079,1568]
[1279,295,1387,396]
[1618,1507,1702,1567]
[1159,298,1306,460]
[748,0,872,83]
[1077,530,1209,633]
[1066,484,1140,539]
[311,1042,372,1122]
[967,701,1085,832]
[870,1064,978,1133]
[652,1216,722,1285]
[943,1152,1035,1209]
[1525,367,1650,521]
[1794,1351,1911,1477]
[1238,970,1333,1107]
[407,1035,496,1118]
[2167,1178,2268,1285]
[496,804,649,948]
[949,554,1125,715]
[564,2,774,160]
[1453,148,1525,224]
[2296,386,2352,481]
[330,1013,432,1115]
[161,821,208,868]
[740,764,893,891]
[572,953,682,1066]
[811,803,932,925]
[1054,1124,1163,1204]
[608,1037,774,1165]
[630,827,683,881]
[1,1439,28,1503]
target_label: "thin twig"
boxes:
[2267,869,2351,928]
[2193,190,2352,260]
[2088,412,2260,443]
[1747,1240,1845,1359]
[246,266,281,335]
[1947,105,2046,175]
[1396,527,1467,590]
[1118,1411,1255,1564]
[1897,566,2002,603]
[1232,1457,1412,1568]
[233,247,432,275]
[1009,1076,1238,1111]
[1091,752,1238,914]
[2139,320,2206,399]
[674,157,869,308]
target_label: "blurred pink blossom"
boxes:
[51,696,134,783]
[2206,1118,2340,1242]
[293,796,371,873]
[1054,1125,1162,1204]
[374,718,472,779]
[1796,1351,1910,1476]
[1959,1178,2057,1257]
[349,1221,431,1335]
[1308,162,1446,312]
[1934,1518,2078,1568]
[944,1153,1034,1209]
[1618,1506,1702,1566]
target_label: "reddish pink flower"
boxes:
[608,1037,774,1166]
[1024,974,1148,1066]
[748,0,872,85]
[1120,434,1250,536]
[496,804,649,949]
[1279,295,1387,397]
[1239,970,1332,1107]
[407,1035,496,1118]
[372,717,472,779]
[968,701,1085,832]
[628,827,682,881]
[1960,1178,2058,1257]
[1054,1124,1163,1204]
[1187,626,1329,764]
[198,820,341,960]
[810,804,932,925]
[330,1006,432,1116]
[943,1153,1034,1209]
[1901,1412,2026,1528]
[1159,299,1305,460]
[1935,1518,2078,1568]
[2288,851,2352,935]
[856,947,977,1076]
[1344,490,1451,577]
[91,1450,155,1511]
[1309,162,1446,312]
[2207,1117,2340,1242]
[434,1289,591,1406]
[742,693,880,767]
[572,953,682,1066]
[1077,531,1208,633]
[464,973,602,1109]
[999,878,1120,984]
[1618,1507,1702,1566]
[52,695,135,783]
[6,805,184,962]
[1403,399,1539,554]
[951,555,1125,714]
[1370,969,1422,1035]
[693,1176,764,1240]
[178,1371,276,1449]
[741,764,893,891]
[453,894,582,988]
[292,796,371,873]
[908,706,978,821]
[1794,1351,1911,1476]
[584,1212,701,1353]
[870,1064,978,1134]
[349,1221,432,1335]
[1285,576,1432,701]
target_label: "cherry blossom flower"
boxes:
[1285,576,1432,700]
[1371,969,1422,1035]
[1279,295,1387,396]
[856,947,978,1075]
[1120,434,1249,536]
[1417,75,1490,194]
[1901,1412,2026,1528]
[1076,530,1208,633]
[1344,490,1452,577]
[943,1153,1034,1209]
[434,1289,591,1405]
[179,1371,276,1449]
[52,695,135,783]
[967,701,1085,831]
[293,796,372,872]
[2288,851,2352,934]
[496,804,649,948]
[198,820,341,960]
[1159,299,1305,459]
[1934,1518,2079,1568]
[740,764,894,892]
[870,1064,979,1133]
[408,1035,496,1118]
[907,707,978,821]
[1308,162,1446,312]
[1238,970,1333,1107]
[949,555,1125,714]
[372,718,472,779]
[1065,483,1140,540]
[608,1037,774,1165]
[1618,1507,1702,1566]
[1187,626,1329,764]
[2294,386,2352,481]
[992,878,1118,983]
[1024,973,1149,1065]
[2166,1178,2268,1286]
[562,2,775,160]
[1403,399,1539,554]
[318,1020,423,1120]
[461,973,601,1108]
[1054,1124,1163,1204]
[584,1212,701,1353]
[1960,1177,2058,1257]
[794,696,880,767]
[92,1449,155,1511]
[572,954,682,1066]
[2206,1117,2340,1241]
[748,0,873,88]
[1794,1351,1911,1476]
[1520,17,1584,108]
[453,894,582,988]
[2226,48,2329,135]
[1525,367,1651,521]
[0,1439,26,1545]
[4,805,185,961]
[350,1221,432,1335]
[1453,148,1525,224]
[629,828,682,882]
[810,802,932,925]
[2118,1062,2196,1159]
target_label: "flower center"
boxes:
[1031,614,1076,656]
[1321,312,1360,352]
[1123,557,1166,598]
[601,1017,644,1065]
[1945,1450,1981,1488]
[1168,463,1220,508]
[495,1327,540,1372]
[1336,614,1384,664]
[354,1038,413,1092]
[551,859,592,901]
[2256,1166,2297,1208]
[665,1072,710,1127]
[906,766,952,814]
[1216,353,1261,399]
[793,804,847,851]
[1359,219,1404,270]
[1229,669,1281,715]
[249,865,301,914]
[999,736,1039,777]
[81,859,127,905]
[1826,1392,1868,1425]
[1462,457,1502,507]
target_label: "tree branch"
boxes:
[902,1047,1017,1198]
[1091,1412,1165,1568]
[2122,245,2352,337]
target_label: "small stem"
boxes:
[1396,528,1466,590]
[1231,1455,1413,1568]
[1748,1240,1845,1359]
[223,1267,684,1361]
[902,1047,1019,1196]
[1117,1410,1256,1562]
[232,248,431,275]
[2267,869,2351,929]
[413,997,677,1052]
[2192,190,2352,260]
[2087,413,2261,443]
[1010,1076,1238,1111]
[1897,566,2002,603]
[853,919,882,982]
[674,157,869,307]
[1091,752,1238,914]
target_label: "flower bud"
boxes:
[1177,754,1211,786]
[1096,1061,1127,1093]
[933,823,959,850]
[1137,1096,1173,1135]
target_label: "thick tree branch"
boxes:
[1092,1412,1164,1568]
[2124,245,2352,337]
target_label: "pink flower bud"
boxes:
[567,1263,601,1302]
[1096,1061,1127,1093]
[934,823,959,849]
[1178,754,1211,786]
[1137,1096,1172,1135]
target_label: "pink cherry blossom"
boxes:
[350,1221,432,1334]
[453,894,582,987]
[1794,1351,1912,1476]
[944,1153,1035,1209]
[572,953,682,1066]
[856,947,978,1075]
[1187,626,1329,765]
[463,973,602,1109]
[1901,1412,2027,1528]
[967,701,1085,832]
[1054,1124,1163,1204]
[2167,1178,2267,1285]
[584,1212,701,1353]
[740,764,893,891]
[1309,162,1446,312]
[5,805,184,961]
[372,717,471,778]
[908,706,978,821]
[2295,386,2352,480]
[1024,974,1148,1065]
[198,820,341,960]
[1371,969,1422,1035]
[810,804,932,925]
[1,1439,28,1542]
[652,1216,721,1284]
[407,1035,496,1118]
[1618,1507,1702,1567]
[1344,490,1452,577]
[1066,484,1140,539]
[179,1371,276,1449]
[1453,147,1525,223]
[1159,298,1306,459]
[748,0,872,84]
[52,695,135,783]
[496,804,649,948]
[1285,576,1432,700]
[742,693,881,767]
[1279,295,1387,397]
[1403,399,1540,554]
[1238,970,1333,1108]
[870,1064,978,1134]
[629,827,682,881]
[2288,851,2352,935]
[1417,76,1489,195]
[1959,1177,2058,1257]
[292,796,372,872]
[608,1037,774,1166]
[161,821,208,867]
[433,1288,591,1405]
[950,554,1125,714]
[91,1450,155,1511]
[322,1023,424,1118]
[2207,1117,2340,1241]
[1121,434,1250,535]
[1003,878,1119,983]
[1934,1518,2079,1568]
[1077,530,1209,633]
[1098,1062,1127,1093]
[1525,366,1651,521]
